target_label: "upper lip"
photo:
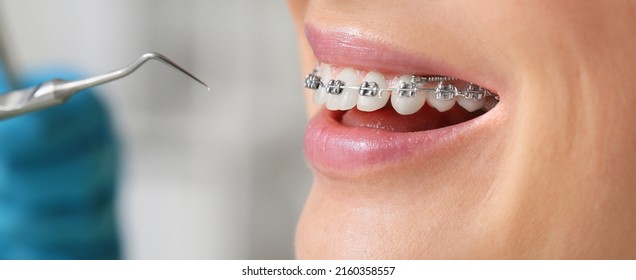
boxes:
[305,24,506,96]
[306,25,451,75]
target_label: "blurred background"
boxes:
[0,0,311,259]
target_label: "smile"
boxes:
[303,26,506,176]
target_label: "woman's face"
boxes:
[289,0,636,259]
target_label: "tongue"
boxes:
[340,104,485,132]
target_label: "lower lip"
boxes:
[304,107,489,176]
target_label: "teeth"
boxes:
[390,75,426,115]
[312,64,330,105]
[457,97,485,112]
[307,63,497,114]
[427,95,456,112]
[357,71,389,112]
[329,68,358,110]
[312,85,326,105]
[426,91,456,113]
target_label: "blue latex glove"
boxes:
[0,61,120,259]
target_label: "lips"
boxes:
[303,25,503,175]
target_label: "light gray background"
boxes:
[0,0,311,259]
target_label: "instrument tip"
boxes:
[139,52,211,93]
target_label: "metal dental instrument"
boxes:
[0,52,210,121]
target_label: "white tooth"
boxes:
[457,97,485,112]
[356,71,389,112]
[338,68,359,110]
[312,86,326,105]
[313,64,331,105]
[326,68,358,110]
[390,75,425,115]
[426,92,456,112]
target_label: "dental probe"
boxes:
[0,52,210,121]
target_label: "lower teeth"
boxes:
[339,104,487,132]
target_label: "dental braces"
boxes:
[304,71,499,101]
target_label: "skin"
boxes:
[288,0,636,259]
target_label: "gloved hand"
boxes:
[0,62,120,259]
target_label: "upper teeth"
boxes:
[304,63,499,115]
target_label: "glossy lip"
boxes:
[306,107,499,175]
[306,25,506,93]
[304,25,503,176]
